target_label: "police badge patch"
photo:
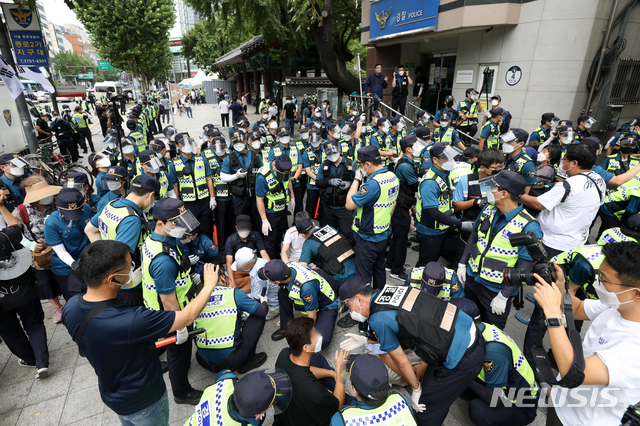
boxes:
[3,109,11,127]
[484,360,494,374]
[304,294,313,303]
[359,186,368,195]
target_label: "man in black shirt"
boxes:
[413,66,427,110]
[35,113,52,140]
[275,316,350,426]
[281,96,297,136]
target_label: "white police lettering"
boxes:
[375,285,409,307]
[489,387,620,409]
[206,294,224,307]
[196,397,211,426]
[313,225,337,242]
[396,9,423,23]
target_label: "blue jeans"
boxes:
[118,390,169,426]
[185,106,193,118]
[285,118,295,134]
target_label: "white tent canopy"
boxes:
[178,69,210,88]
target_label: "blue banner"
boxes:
[369,0,438,42]
[10,31,49,67]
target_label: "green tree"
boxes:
[52,51,96,78]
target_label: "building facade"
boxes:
[63,23,89,44]
[36,1,59,54]
[169,38,197,81]
[175,0,201,36]
[361,0,640,136]
[63,34,84,57]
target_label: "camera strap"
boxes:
[532,284,585,388]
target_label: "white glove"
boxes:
[355,167,366,181]
[490,292,509,315]
[339,333,367,351]
[235,169,247,178]
[175,327,188,345]
[393,157,400,166]
[209,197,217,210]
[460,221,474,232]
[259,295,268,304]
[485,110,492,118]
[191,273,202,287]
[188,254,200,265]
[289,198,296,212]
[457,263,467,286]
[261,219,272,236]
[131,267,143,287]
[410,384,426,412]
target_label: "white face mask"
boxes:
[300,132,309,140]
[342,134,352,141]
[262,114,268,120]
[440,121,449,128]
[269,122,278,130]
[39,195,54,205]
[486,190,496,205]
[146,164,160,174]
[97,157,111,168]
[398,71,404,76]
[10,167,24,177]
[396,123,405,131]
[491,100,499,106]
[561,161,575,174]
[112,269,135,289]
[502,143,515,154]
[238,229,251,239]
[382,124,390,134]
[470,94,478,101]
[181,143,193,154]
[167,225,187,239]
[537,153,547,162]
[123,145,134,155]
[107,142,116,150]
[585,123,592,129]
[322,104,327,109]
[315,112,322,118]
[179,237,191,244]
[560,135,573,144]
[280,136,291,145]
[215,146,226,157]
[251,140,261,150]
[233,143,246,152]
[311,140,322,148]
[594,279,638,310]
[350,298,368,322]
[106,180,122,191]
[440,158,455,171]
[143,196,155,213]
[327,153,340,162]
[306,333,323,353]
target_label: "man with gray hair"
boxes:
[232,247,280,320]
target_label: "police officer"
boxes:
[385,116,403,165]
[119,138,139,181]
[370,117,394,166]
[597,213,640,244]
[479,108,504,150]
[193,266,268,374]
[264,259,339,346]
[72,105,94,153]
[297,123,312,152]
[414,143,468,267]
[387,136,421,281]
[338,122,359,162]
[177,225,220,268]
[269,127,303,215]
[136,149,173,198]
[502,128,537,192]
[265,115,279,147]
[51,111,79,162]
[346,145,399,289]
[433,95,459,127]
[183,369,293,426]
[529,113,557,146]
[406,261,465,300]
[415,127,434,173]
[302,129,325,217]
[330,354,418,426]
[168,132,216,239]
[457,88,481,145]
[89,151,112,197]
[253,106,270,129]
[316,140,354,245]
[141,198,203,405]
[200,131,231,248]
[410,110,428,135]
[127,118,146,151]
[463,301,539,426]
[0,154,28,211]
[391,64,412,115]
[457,171,542,330]
[256,156,294,259]
[95,166,129,214]
[339,278,484,426]
[600,134,640,175]
[576,115,595,142]
[62,172,100,214]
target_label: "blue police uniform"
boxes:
[301,146,323,218]
[95,190,123,216]
[90,198,142,254]
[329,397,415,426]
[177,234,219,264]
[528,127,549,144]
[0,174,25,204]
[433,124,461,146]
[369,130,384,149]
[95,171,108,197]
[433,108,459,124]
[452,174,492,220]
[316,158,355,245]
[403,272,465,299]
[351,168,390,243]
[504,151,537,187]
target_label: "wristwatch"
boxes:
[545,313,566,328]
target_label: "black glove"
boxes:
[473,197,488,210]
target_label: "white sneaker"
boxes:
[265,307,280,321]
[36,367,49,379]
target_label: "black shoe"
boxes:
[271,329,285,341]
[174,388,204,405]
[337,315,358,328]
[160,361,169,374]
[410,236,419,243]
[411,245,420,252]
[83,150,88,154]
[77,155,84,159]
[238,352,267,374]
[390,271,408,281]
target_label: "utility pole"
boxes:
[0,19,39,153]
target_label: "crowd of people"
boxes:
[1,82,640,426]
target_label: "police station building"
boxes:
[361,0,640,136]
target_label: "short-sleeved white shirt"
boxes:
[219,100,229,114]
[283,226,305,261]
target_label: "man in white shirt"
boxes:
[232,247,280,320]
[534,242,640,426]
[219,98,230,128]
[281,212,309,263]
[522,144,606,258]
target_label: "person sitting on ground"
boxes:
[225,215,269,291]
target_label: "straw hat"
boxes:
[23,180,62,205]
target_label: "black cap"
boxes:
[258,259,291,282]
[416,110,426,118]
[339,276,368,300]
[130,174,160,193]
[491,95,501,101]
[390,115,402,125]
[578,115,590,123]
[277,127,291,137]
[138,149,157,164]
[205,127,218,137]
[300,123,312,132]
[415,127,431,139]
[413,119,423,128]
[295,218,314,234]
[230,130,245,144]
[400,135,417,150]
[327,123,340,132]
[357,145,381,162]
[347,354,389,396]
[233,371,276,417]
[150,140,165,153]
[64,172,90,185]
[55,188,85,221]
[376,117,389,127]
[0,153,18,165]
[490,170,527,196]
[627,214,640,231]
[465,88,477,94]
[558,120,573,128]
[175,132,190,145]
[274,157,293,173]
[105,166,128,181]
[152,198,185,221]
[421,262,446,287]
[450,298,480,318]
[236,215,252,229]
[126,119,136,129]
[510,128,529,143]
[430,142,449,158]
[541,112,556,122]
[490,107,504,117]
[463,146,480,158]
[0,225,23,259]
[88,152,101,166]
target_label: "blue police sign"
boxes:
[369,0,438,43]
[8,9,32,29]
[9,32,50,67]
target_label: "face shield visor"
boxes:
[273,164,291,183]
[340,124,355,141]
[439,112,452,127]
[163,127,180,142]
[177,136,197,154]
[549,117,561,129]
[212,137,227,156]
[144,156,164,173]
[309,133,323,147]
[102,135,119,150]
[262,368,293,415]
[394,117,406,131]
[560,129,576,144]
[412,138,428,156]
[584,117,597,129]
[324,142,341,157]
[168,209,200,234]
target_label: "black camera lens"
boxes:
[504,267,536,287]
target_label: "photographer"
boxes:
[533,242,640,426]
[458,171,542,330]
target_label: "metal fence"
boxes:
[202,80,236,104]
[609,58,640,104]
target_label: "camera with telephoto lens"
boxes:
[504,231,554,286]
[621,401,640,426]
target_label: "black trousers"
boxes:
[321,206,354,246]
[221,113,230,127]
[386,207,411,275]
[53,272,85,302]
[457,124,478,147]
[355,235,388,290]
[156,117,162,134]
[232,197,261,233]
[0,296,49,369]
[184,198,212,239]
[469,397,538,426]
[278,287,338,348]
[597,212,620,240]
[391,96,407,115]
[465,275,513,330]
[264,211,288,259]
[316,267,349,294]
[59,138,79,163]
[416,231,448,267]
[167,331,193,397]
[214,199,235,254]
[305,189,320,219]
[196,314,265,372]
[417,337,485,426]
[77,127,94,152]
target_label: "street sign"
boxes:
[78,74,93,80]
[56,85,87,97]
[1,3,49,67]
[98,60,115,70]
[1,4,42,32]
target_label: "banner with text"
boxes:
[369,0,438,43]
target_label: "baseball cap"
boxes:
[416,110,427,118]
[55,189,85,221]
[357,145,381,162]
[400,135,418,150]
[415,127,431,140]
[257,259,291,282]
[626,214,640,231]
[231,247,258,271]
[463,146,480,158]
[295,218,314,234]
[450,298,480,319]
[465,88,478,95]
[105,166,128,181]
[236,215,252,229]
[430,142,449,158]
[421,262,446,288]
[491,95,502,101]
[130,174,160,193]
[541,113,556,122]
[339,276,368,300]
[346,354,389,397]
[489,170,527,197]
[510,128,529,143]
[277,127,291,137]
[490,108,505,117]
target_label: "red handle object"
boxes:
[155,328,206,348]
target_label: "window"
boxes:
[476,65,499,98]
[609,58,640,104]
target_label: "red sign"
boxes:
[169,40,182,47]
[55,84,87,97]
[190,71,197,78]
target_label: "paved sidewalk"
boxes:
[0,101,550,425]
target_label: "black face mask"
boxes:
[446,101,453,108]
[621,147,635,154]
[275,171,289,183]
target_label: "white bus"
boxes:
[94,81,124,97]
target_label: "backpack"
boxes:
[500,110,512,134]
[159,104,165,114]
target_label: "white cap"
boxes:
[231,247,257,271]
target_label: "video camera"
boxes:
[482,66,495,78]
[622,402,640,426]
[504,231,554,286]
